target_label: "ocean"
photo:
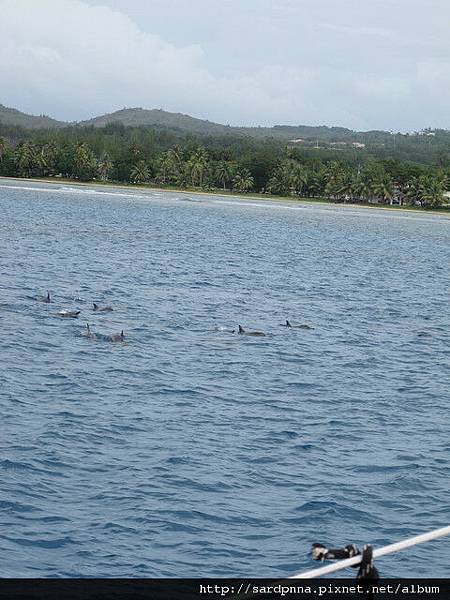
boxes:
[1,179,449,577]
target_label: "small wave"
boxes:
[0,500,37,513]
[6,536,74,549]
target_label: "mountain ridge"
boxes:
[77,107,371,140]
[0,104,66,129]
[0,103,443,143]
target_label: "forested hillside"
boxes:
[0,104,65,129]
[1,103,450,163]
[1,107,449,209]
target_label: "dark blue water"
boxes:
[1,180,449,577]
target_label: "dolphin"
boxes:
[285,319,314,330]
[238,325,266,337]
[82,323,97,340]
[36,291,51,303]
[93,302,113,312]
[56,310,81,318]
[107,330,125,343]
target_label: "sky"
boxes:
[1,0,449,131]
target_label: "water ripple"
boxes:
[0,180,449,577]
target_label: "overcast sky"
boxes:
[1,0,449,130]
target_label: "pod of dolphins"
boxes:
[35,291,125,343]
[235,320,314,336]
[35,292,315,343]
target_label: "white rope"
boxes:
[290,525,450,579]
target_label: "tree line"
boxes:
[0,127,449,208]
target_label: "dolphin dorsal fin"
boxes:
[238,325,244,334]
[286,320,291,327]
[93,303,98,310]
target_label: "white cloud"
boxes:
[0,0,209,119]
[319,24,393,38]
[0,0,449,130]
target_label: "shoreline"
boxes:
[1,175,449,217]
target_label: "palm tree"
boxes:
[324,162,348,201]
[98,153,114,181]
[267,161,292,196]
[371,174,394,203]
[289,163,308,196]
[232,168,254,193]
[267,169,287,196]
[0,137,9,160]
[215,161,235,190]
[338,173,356,202]
[305,170,326,197]
[405,176,422,205]
[352,176,371,202]
[188,147,209,188]
[74,143,97,181]
[38,142,59,176]
[167,145,183,180]
[325,172,347,201]
[157,151,172,184]
[130,160,150,184]
[419,175,445,208]
[14,142,37,177]
[325,161,344,180]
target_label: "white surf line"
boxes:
[2,183,449,224]
[0,183,163,201]
[291,524,450,578]
[203,197,450,224]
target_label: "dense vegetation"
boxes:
[1,116,449,208]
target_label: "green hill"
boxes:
[0,102,406,144]
[78,107,233,135]
[0,104,65,129]
[1,104,447,161]
[78,107,363,141]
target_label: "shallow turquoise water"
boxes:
[0,180,449,577]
